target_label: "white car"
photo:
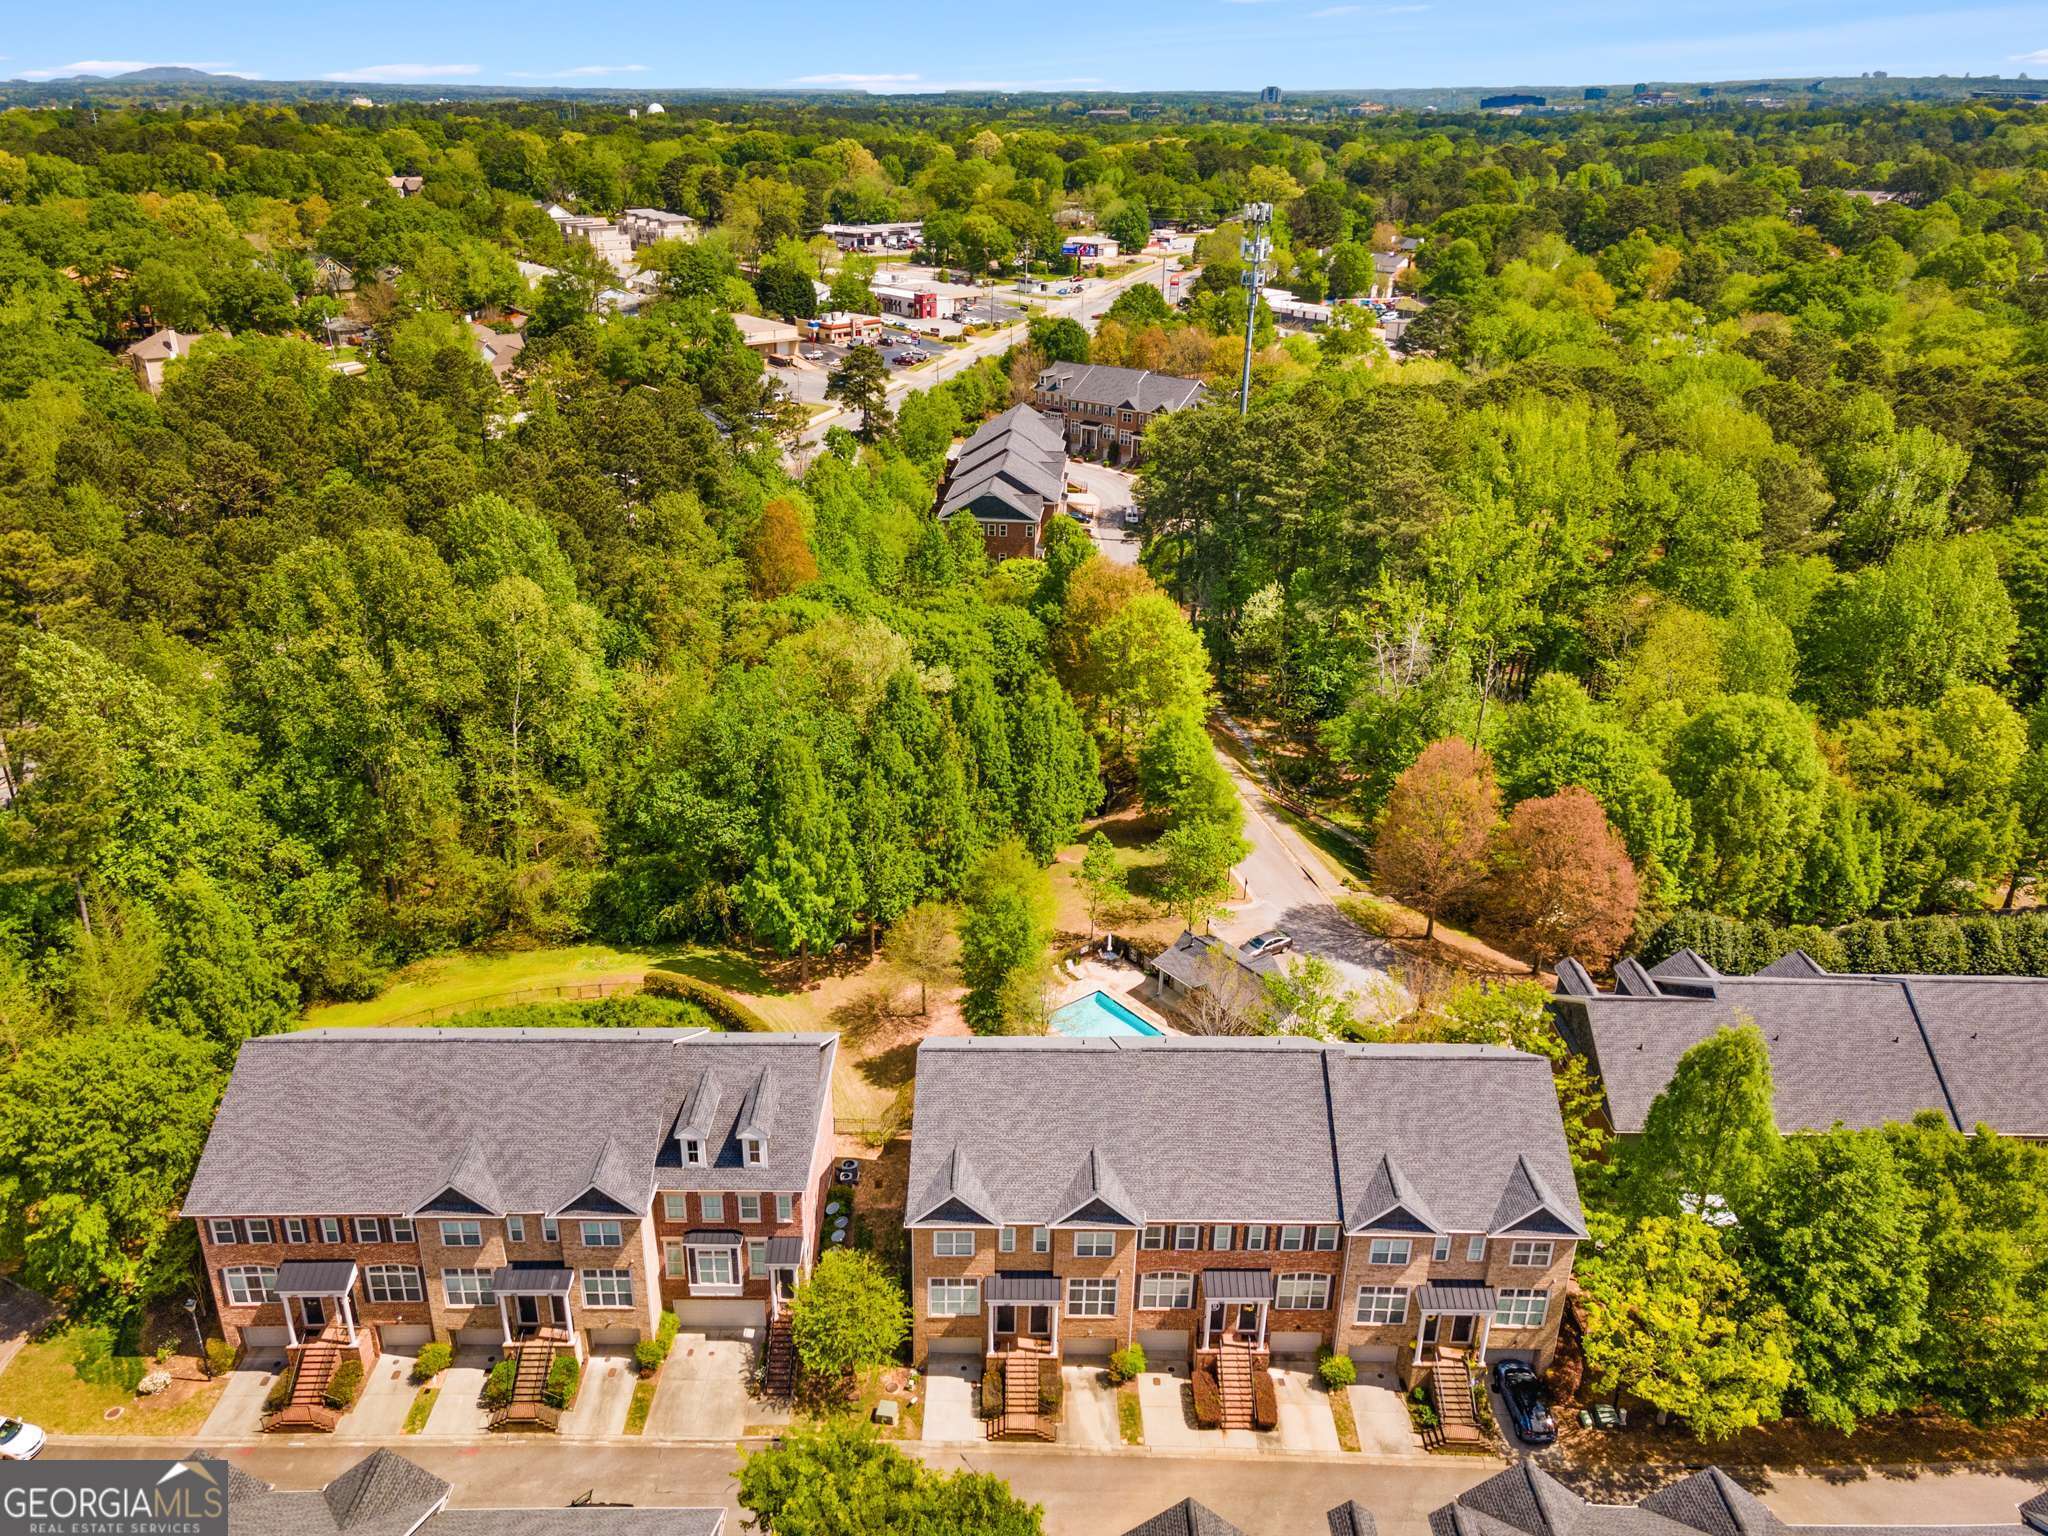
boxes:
[0,1417,46,1460]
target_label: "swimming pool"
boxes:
[1048,990,1164,1038]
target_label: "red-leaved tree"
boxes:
[1371,738,1498,938]
[1484,787,1639,971]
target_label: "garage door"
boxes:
[1062,1336,1113,1361]
[672,1299,767,1336]
[1349,1342,1397,1364]
[1270,1330,1324,1360]
[454,1326,502,1352]
[586,1326,641,1350]
[377,1324,433,1350]
[926,1335,981,1358]
[1137,1329,1188,1363]
[240,1327,289,1349]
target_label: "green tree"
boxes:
[1027,316,1090,365]
[0,1024,223,1316]
[1372,738,1497,939]
[738,1422,1042,1536]
[738,739,863,986]
[1665,695,1832,917]
[1076,833,1127,941]
[1009,675,1100,861]
[827,345,893,441]
[1152,817,1248,934]
[957,839,1054,1033]
[1577,1212,1794,1439]
[1137,708,1238,832]
[882,901,955,1016]
[145,870,296,1055]
[787,1250,911,1385]
[1615,1024,1778,1221]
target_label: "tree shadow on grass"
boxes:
[650,947,780,996]
[855,1041,919,1092]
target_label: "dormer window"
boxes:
[683,1139,704,1167]
[742,1137,764,1168]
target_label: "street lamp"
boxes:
[184,1297,207,1374]
[1237,202,1274,417]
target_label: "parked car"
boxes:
[0,1417,46,1460]
[1491,1360,1556,1446]
[1122,506,1141,527]
[802,348,826,360]
[1242,930,1294,961]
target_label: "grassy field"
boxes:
[0,1327,226,1436]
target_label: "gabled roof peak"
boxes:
[1056,1145,1141,1227]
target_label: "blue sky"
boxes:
[5,0,2045,92]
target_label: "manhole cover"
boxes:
[607,1366,618,1379]
[103,1406,123,1421]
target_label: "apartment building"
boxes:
[1030,362,1205,465]
[619,207,699,248]
[820,220,923,252]
[935,405,1069,557]
[185,1028,838,1375]
[906,1038,1584,1400]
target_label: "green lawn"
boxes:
[0,1328,226,1436]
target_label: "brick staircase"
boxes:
[1216,1340,1255,1431]
[490,1337,561,1432]
[265,1331,343,1433]
[763,1314,795,1397]
[1428,1354,1483,1445]
[988,1341,1054,1442]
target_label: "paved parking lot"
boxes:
[920,1357,982,1444]
[644,1335,754,1441]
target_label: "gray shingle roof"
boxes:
[1328,1501,1378,1536]
[1559,955,2048,1137]
[908,1039,1584,1235]
[939,405,1066,524]
[1434,1463,2046,1536]
[1038,362,1205,413]
[216,1448,450,1536]
[185,1030,835,1218]
[1122,1499,1251,1536]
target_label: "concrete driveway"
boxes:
[349,1352,419,1439]
[919,1358,983,1444]
[420,1349,495,1437]
[1350,1381,1423,1456]
[561,1354,636,1439]
[1059,1365,1119,1448]
[1270,1364,1340,1453]
[197,1363,279,1438]
[1068,461,1142,568]
[644,1336,752,1441]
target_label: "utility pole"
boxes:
[1237,202,1273,417]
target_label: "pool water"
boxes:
[1048,990,1164,1038]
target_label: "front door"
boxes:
[1420,1315,1440,1358]
[514,1296,541,1331]
[1449,1314,1476,1347]
[300,1296,327,1331]
[1233,1304,1261,1340]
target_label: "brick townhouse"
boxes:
[907,1037,1582,1433]
[183,1027,836,1425]
[1029,362,1205,465]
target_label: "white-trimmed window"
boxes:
[320,1218,343,1243]
[354,1218,380,1244]
[1314,1225,1339,1252]
[1432,1236,1451,1262]
[1367,1238,1412,1266]
[682,1138,705,1167]
[283,1218,307,1245]
[1244,1225,1268,1251]
[738,1194,761,1223]
[581,1221,623,1248]
[747,1239,768,1275]
[1173,1224,1199,1251]
[389,1217,414,1243]
[223,1266,277,1306]
[1509,1240,1555,1268]
[1355,1286,1410,1325]
[701,1193,725,1223]
[1140,1225,1166,1251]
[244,1218,273,1244]
[690,1248,739,1290]
[928,1278,980,1318]
[663,1240,686,1278]
[366,1264,423,1303]
[1466,1235,1487,1263]
[1495,1289,1550,1329]
[743,1137,764,1168]
[209,1219,238,1246]
[1139,1272,1193,1310]
[442,1269,493,1307]
[933,1230,975,1258]
[775,1194,794,1224]
[1212,1226,1233,1251]
[1276,1273,1330,1311]
[541,1218,558,1243]
[1279,1225,1306,1252]
[582,1269,634,1308]
[1032,1226,1050,1253]
[505,1216,525,1244]
[1073,1231,1114,1259]
[440,1221,482,1248]
[663,1194,687,1222]
[999,1226,1018,1253]
[1066,1277,1118,1317]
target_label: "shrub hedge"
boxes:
[262,1366,295,1414]
[1037,1358,1062,1418]
[543,1353,581,1410]
[635,1311,681,1376]
[1250,1365,1278,1431]
[1106,1344,1146,1385]
[1191,1357,1221,1427]
[323,1358,364,1411]
[640,970,772,1030]
[1640,908,2048,978]
[1317,1351,1357,1390]
[980,1361,1003,1418]
[204,1339,237,1378]
[412,1342,452,1382]
[480,1358,514,1408]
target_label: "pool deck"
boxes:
[1053,955,1177,1035]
